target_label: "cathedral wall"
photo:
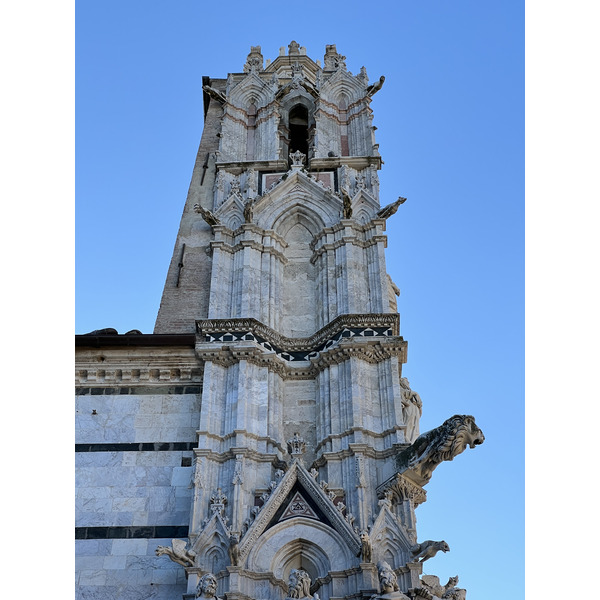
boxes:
[76,341,203,600]
[154,89,225,334]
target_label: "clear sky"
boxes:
[73,2,524,598]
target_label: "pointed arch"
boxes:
[246,517,355,576]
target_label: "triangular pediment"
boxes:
[368,504,413,569]
[238,460,361,561]
[351,188,380,224]
[279,490,319,521]
[215,192,245,230]
[189,509,231,571]
[228,69,274,108]
[254,170,342,232]
[320,67,366,104]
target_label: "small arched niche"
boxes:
[289,104,309,158]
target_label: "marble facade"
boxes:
[76,42,483,600]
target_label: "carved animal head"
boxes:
[437,541,450,553]
[433,415,485,465]
[462,416,485,448]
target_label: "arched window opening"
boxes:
[289,105,309,158]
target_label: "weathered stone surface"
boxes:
[76,42,482,600]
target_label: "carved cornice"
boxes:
[197,313,399,353]
[215,160,289,175]
[310,338,407,368]
[194,432,287,458]
[310,235,388,263]
[210,239,288,264]
[309,156,382,171]
[75,347,203,386]
[313,429,404,456]
[195,316,404,379]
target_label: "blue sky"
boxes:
[73,2,524,598]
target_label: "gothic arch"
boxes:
[278,91,316,128]
[228,71,273,109]
[245,517,355,577]
[255,172,340,232]
[272,205,324,240]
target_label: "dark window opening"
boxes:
[289,105,309,158]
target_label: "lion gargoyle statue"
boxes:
[155,538,196,567]
[396,414,484,486]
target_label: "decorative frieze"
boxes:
[197,313,399,354]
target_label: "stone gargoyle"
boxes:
[155,538,196,567]
[395,414,484,486]
[411,575,466,600]
[409,540,450,563]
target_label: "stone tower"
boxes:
[75,42,484,600]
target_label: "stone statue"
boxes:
[377,196,406,220]
[196,573,222,600]
[409,540,450,563]
[400,378,422,443]
[228,533,240,566]
[366,75,385,97]
[395,415,484,485]
[441,576,466,600]
[290,150,306,167]
[415,575,466,600]
[342,189,353,219]
[155,538,196,567]
[194,204,221,228]
[360,530,373,562]
[286,568,313,600]
[244,199,254,223]
[377,561,398,594]
[202,85,227,104]
[373,561,410,600]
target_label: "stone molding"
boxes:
[215,159,289,175]
[314,430,405,456]
[209,239,288,264]
[308,156,383,171]
[197,313,400,352]
[195,319,405,380]
[75,347,203,386]
[194,432,288,458]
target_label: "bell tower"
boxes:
[75,42,484,600]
